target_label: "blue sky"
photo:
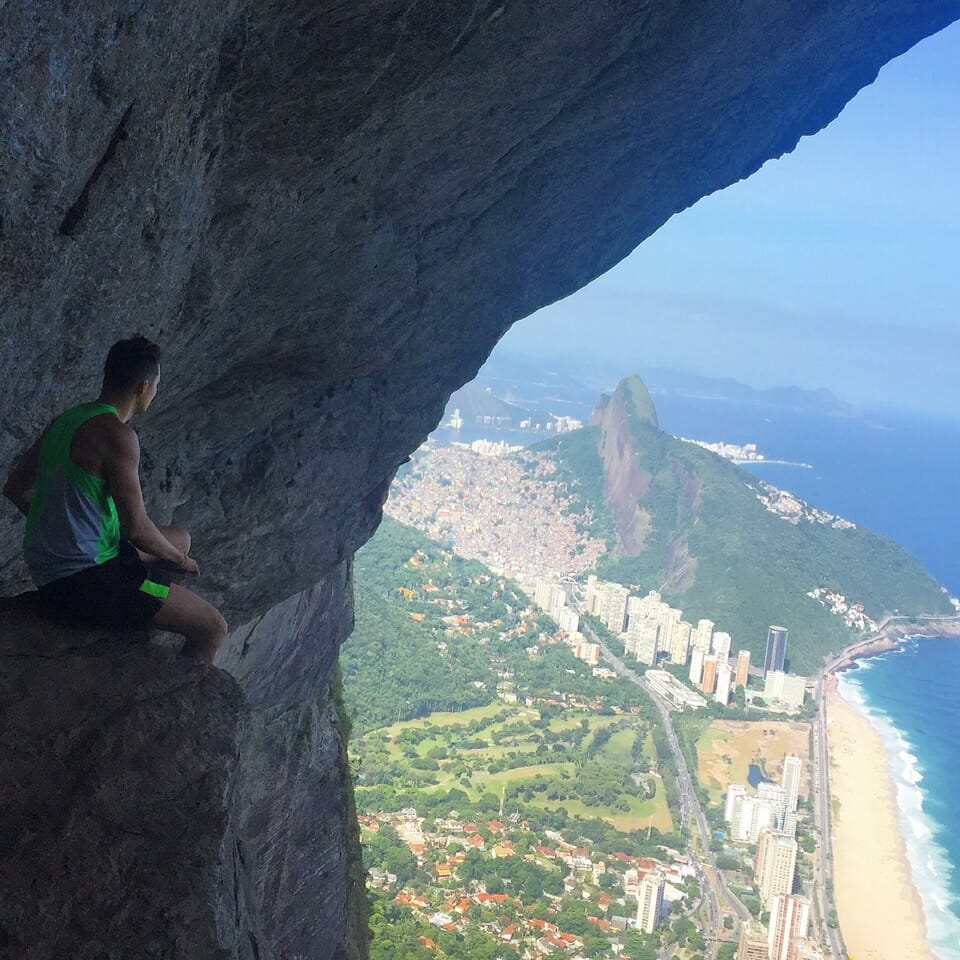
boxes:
[499,21,960,416]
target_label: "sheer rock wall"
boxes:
[1,2,958,957]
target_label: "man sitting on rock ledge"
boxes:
[3,337,227,663]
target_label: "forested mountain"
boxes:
[538,376,952,673]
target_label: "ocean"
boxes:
[435,386,960,953]
[839,644,960,959]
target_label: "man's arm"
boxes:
[104,424,198,573]
[3,433,45,516]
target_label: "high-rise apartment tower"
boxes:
[764,626,788,676]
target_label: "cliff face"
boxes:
[2,3,959,957]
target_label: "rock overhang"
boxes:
[1,2,958,620]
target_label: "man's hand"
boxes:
[178,554,200,576]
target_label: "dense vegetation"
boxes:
[537,377,953,673]
[342,517,648,734]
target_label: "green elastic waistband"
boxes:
[139,579,170,600]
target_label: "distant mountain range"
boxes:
[452,351,868,424]
[535,376,949,673]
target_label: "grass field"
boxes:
[695,719,812,805]
[361,701,673,834]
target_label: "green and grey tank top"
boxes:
[24,403,121,587]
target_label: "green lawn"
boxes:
[538,788,673,834]
[600,729,637,767]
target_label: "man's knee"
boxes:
[172,525,192,554]
[208,608,228,646]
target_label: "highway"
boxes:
[810,662,848,959]
[587,627,750,957]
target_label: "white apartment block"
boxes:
[693,618,714,652]
[714,660,732,705]
[756,830,798,905]
[712,630,732,660]
[782,754,802,813]
[635,869,665,933]
[689,647,705,686]
[669,619,692,664]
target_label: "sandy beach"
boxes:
[827,678,937,960]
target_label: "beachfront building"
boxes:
[763,670,807,708]
[768,894,811,960]
[737,920,772,960]
[635,869,665,933]
[782,754,802,812]
[763,626,788,676]
[756,830,798,904]
[794,938,826,960]
[735,649,751,688]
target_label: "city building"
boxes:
[731,792,783,844]
[645,670,707,711]
[601,584,630,634]
[689,647,705,686]
[724,784,747,824]
[763,670,806,708]
[635,619,661,666]
[714,660,732,705]
[669,619,692,665]
[737,920,772,960]
[574,640,600,667]
[764,626,788,676]
[693,618,714,653]
[794,938,826,960]
[635,869,665,933]
[756,830,798,904]
[768,894,811,960]
[712,630,732,660]
[557,607,580,636]
[700,654,718,695]
[735,649,751,688]
[782,755,802,813]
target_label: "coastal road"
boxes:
[587,628,750,956]
[810,671,844,958]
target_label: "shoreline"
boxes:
[828,615,960,673]
[826,676,938,960]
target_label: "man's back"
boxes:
[24,403,124,587]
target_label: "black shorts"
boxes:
[37,541,172,629]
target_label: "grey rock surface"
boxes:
[0,601,267,959]
[2,3,959,958]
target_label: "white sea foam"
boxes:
[838,670,960,960]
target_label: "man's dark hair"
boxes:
[102,337,161,392]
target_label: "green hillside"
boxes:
[341,517,645,733]
[537,377,952,674]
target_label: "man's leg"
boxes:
[152,583,227,664]
[135,525,191,566]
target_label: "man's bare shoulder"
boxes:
[71,412,137,475]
